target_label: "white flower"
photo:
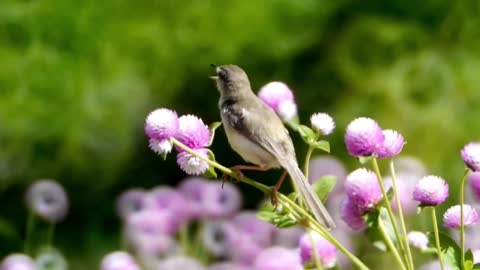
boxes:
[310,113,335,135]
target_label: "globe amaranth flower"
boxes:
[175,115,211,150]
[469,172,480,201]
[376,129,405,159]
[232,211,274,247]
[345,117,385,157]
[25,179,68,223]
[35,249,67,270]
[1,254,35,270]
[344,168,382,213]
[413,175,449,206]
[145,109,179,155]
[407,231,429,250]
[146,187,191,227]
[224,226,263,266]
[253,247,303,270]
[461,142,480,172]
[258,82,298,121]
[201,221,237,258]
[443,204,479,229]
[126,208,178,236]
[340,198,367,231]
[203,182,242,218]
[310,113,335,135]
[299,231,337,267]
[178,177,211,218]
[272,226,305,248]
[101,251,140,270]
[177,148,210,175]
[116,189,148,220]
[126,229,177,258]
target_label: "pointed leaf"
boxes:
[207,122,222,146]
[297,125,316,144]
[311,140,330,153]
[427,232,462,270]
[311,175,337,203]
[203,150,217,179]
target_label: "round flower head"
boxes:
[25,179,68,223]
[258,82,295,111]
[1,254,35,270]
[384,174,417,215]
[253,247,303,270]
[224,226,263,265]
[116,189,148,220]
[160,256,205,270]
[376,129,405,159]
[299,231,337,267]
[345,117,384,157]
[148,138,173,155]
[443,204,479,229]
[147,187,191,226]
[340,198,367,231]
[469,172,480,201]
[344,168,382,212]
[101,251,140,270]
[277,100,298,121]
[177,148,210,176]
[407,231,429,250]
[413,175,449,206]
[175,115,210,150]
[203,182,242,218]
[232,211,274,247]
[126,208,177,236]
[209,262,251,270]
[201,221,236,257]
[272,226,305,248]
[145,108,179,141]
[461,142,480,172]
[310,113,335,135]
[178,177,211,218]
[126,230,177,258]
[35,250,67,270]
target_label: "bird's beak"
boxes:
[209,75,219,80]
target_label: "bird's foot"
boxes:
[270,170,288,208]
[221,167,244,187]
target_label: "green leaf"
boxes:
[276,217,297,228]
[206,121,222,146]
[0,217,18,239]
[465,249,475,270]
[365,207,397,251]
[257,210,279,223]
[427,231,462,270]
[472,263,480,270]
[358,155,373,164]
[203,150,217,179]
[311,175,337,203]
[310,140,330,153]
[297,125,316,144]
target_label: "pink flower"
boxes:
[461,143,480,172]
[25,179,69,223]
[443,204,478,229]
[145,108,179,141]
[469,172,480,201]
[175,115,210,150]
[407,231,429,250]
[1,254,35,270]
[344,168,382,212]
[413,175,449,206]
[176,148,210,175]
[299,231,337,267]
[310,113,335,135]
[101,251,140,270]
[116,188,148,220]
[345,117,384,157]
[253,247,303,270]
[340,198,367,231]
[232,211,274,247]
[376,129,405,159]
[258,82,298,121]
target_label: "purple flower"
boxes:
[474,250,480,264]
[146,187,191,226]
[25,179,68,223]
[1,254,35,270]
[469,172,480,201]
[202,221,236,257]
[443,204,479,229]
[160,256,205,270]
[277,100,298,121]
[383,175,417,215]
[126,209,177,236]
[101,251,140,270]
[272,226,305,248]
[145,108,179,141]
[407,231,429,250]
[376,129,405,159]
[116,189,148,220]
[340,198,367,231]
[308,156,347,200]
[177,148,210,175]
[148,138,173,155]
[126,231,177,259]
[413,175,449,206]
[225,227,263,266]
[232,211,274,247]
[203,182,242,218]
[178,177,211,218]
[345,117,384,157]
[299,231,337,267]
[258,82,295,112]
[209,262,251,270]
[461,142,480,172]
[344,168,382,212]
[310,113,335,135]
[395,156,427,176]
[253,247,303,270]
[176,115,211,150]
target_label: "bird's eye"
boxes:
[217,68,228,79]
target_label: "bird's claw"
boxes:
[221,168,244,187]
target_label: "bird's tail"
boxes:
[282,161,336,229]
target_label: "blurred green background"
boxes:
[1,0,479,268]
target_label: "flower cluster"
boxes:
[145,108,212,175]
[258,82,298,121]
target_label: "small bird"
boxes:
[211,64,335,229]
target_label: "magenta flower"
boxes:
[175,115,211,150]
[232,211,274,247]
[145,108,179,141]
[345,117,384,157]
[25,179,68,223]
[376,129,405,159]
[178,177,211,218]
[203,182,242,218]
[148,138,174,155]
[340,198,367,231]
[147,187,191,226]
[116,189,148,220]
[253,247,303,270]
[126,209,177,236]
[461,142,480,172]
[177,148,210,175]
[258,82,295,112]
[1,254,35,270]
[277,100,298,121]
[407,231,429,250]
[443,204,479,229]
[101,251,140,270]
[299,231,337,267]
[469,172,480,201]
[344,168,382,212]
[126,230,177,259]
[272,226,305,248]
[310,113,335,135]
[413,175,449,206]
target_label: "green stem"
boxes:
[431,207,446,270]
[45,222,55,247]
[24,211,35,254]
[179,224,190,256]
[303,133,321,179]
[389,159,415,269]
[171,137,369,270]
[308,229,325,270]
[378,218,408,270]
[460,169,469,269]
[371,158,408,268]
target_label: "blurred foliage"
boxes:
[1,0,480,268]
